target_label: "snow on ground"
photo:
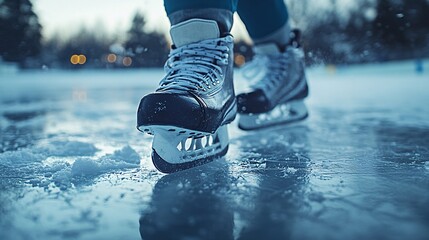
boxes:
[1,60,429,240]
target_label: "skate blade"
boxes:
[238,100,308,131]
[140,125,229,174]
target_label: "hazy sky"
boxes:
[34,0,171,38]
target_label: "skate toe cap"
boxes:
[237,90,271,114]
[137,92,204,130]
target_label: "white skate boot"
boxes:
[237,29,309,130]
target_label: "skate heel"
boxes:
[238,100,308,130]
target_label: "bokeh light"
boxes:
[78,55,87,64]
[70,54,87,65]
[123,57,132,67]
[234,54,246,67]
[70,55,79,65]
[107,53,117,63]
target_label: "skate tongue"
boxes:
[254,43,281,55]
[170,19,220,47]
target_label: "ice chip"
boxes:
[104,145,140,165]
[71,158,101,176]
[0,149,45,164]
[52,167,72,188]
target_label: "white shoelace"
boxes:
[158,36,233,94]
[241,55,268,80]
[242,50,291,94]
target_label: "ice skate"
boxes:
[237,29,309,130]
[137,18,236,173]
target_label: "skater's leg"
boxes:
[164,0,238,15]
[237,0,290,45]
[236,0,309,130]
[137,0,238,173]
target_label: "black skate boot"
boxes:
[137,17,236,173]
[237,29,309,130]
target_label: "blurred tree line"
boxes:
[0,0,41,68]
[41,12,169,69]
[286,0,429,64]
[0,0,169,69]
[1,0,429,69]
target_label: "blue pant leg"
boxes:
[164,0,238,15]
[237,0,289,39]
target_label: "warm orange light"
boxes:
[78,55,87,64]
[70,54,87,65]
[70,55,79,65]
[234,54,246,67]
[107,53,117,63]
[123,57,132,67]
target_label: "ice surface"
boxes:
[1,61,429,240]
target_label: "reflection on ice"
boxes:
[140,162,233,240]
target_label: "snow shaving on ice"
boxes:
[0,143,141,190]
[71,145,141,176]
[0,148,45,164]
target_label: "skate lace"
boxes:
[251,51,291,92]
[241,56,268,80]
[158,36,233,94]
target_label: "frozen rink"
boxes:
[1,61,429,240]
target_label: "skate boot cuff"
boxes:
[170,19,220,47]
[168,8,233,35]
[254,29,302,54]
